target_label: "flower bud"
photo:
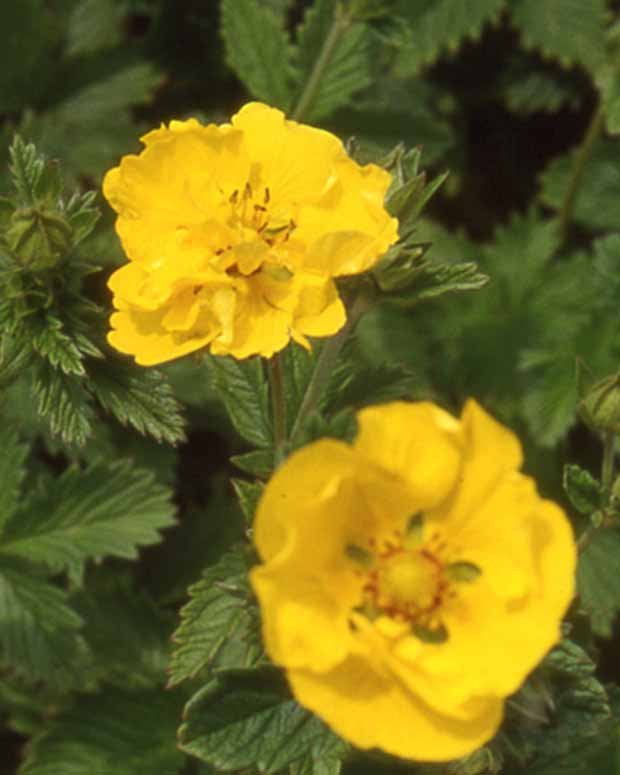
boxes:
[578,373,620,434]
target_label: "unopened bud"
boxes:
[6,206,72,269]
[579,373,620,434]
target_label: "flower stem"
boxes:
[291,3,352,122]
[268,352,287,458]
[556,105,605,247]
[577,431,616,553]
[290,289,373,444]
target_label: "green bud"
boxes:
[445,561,482,583]
[578,373,620,434]
[6,206,72,269]
[345,543,375,568]
[411,621,448,644]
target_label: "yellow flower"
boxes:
[250,400,576,761]
[102,102,398,364]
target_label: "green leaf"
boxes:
[20,687,186,775]
[73,576,173,689]
[292,0,372,122]
[509,0,606,73]
[168,550,262,686]
[510,640,617,774]
[562,464,602,516]
[393,0,506,76]
[0,425,29,532]
[577,526,620,637]
[87,358,186,445]
[503,66,582,115]
[8,135,45,206]
[30,317,86,376]
[0,557,92,689]
[0,459,176,586]
[32,363,94,446]
[324,358,417,415]
[205,354,272,448]
[66,0,125,56]
[231,449,274,478]
[220,0,294,109]
[178,668,348,773]
[281,342,316,435]
[231,478,264,524]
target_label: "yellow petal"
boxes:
[251,440,363,672]
[287,656,503,761]
[354,402,463,511]
[292,275,346,338]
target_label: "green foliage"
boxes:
[178,668,349,773]
[0,459,176,585]
[20,687,186,775]
[0,425,30,531]
[577,527,620,637]
[508,0,607,73]
[0,556,92,690]
[539,138,620,232]
[563,464,602,516]
[292,0,373,121]
[503,640,618,774]
[168,550,262,686]
[1,137,185,447]
[220,0,294,110]
[205,354,272,448]
[393,0,506,76]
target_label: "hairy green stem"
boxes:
[268,352,287,457]
[291,3,352,122]
[556,105,605,247]
[290,290,373,444]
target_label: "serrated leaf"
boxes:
[0,459,176,585]
[577,526,620,637]
[168,550,262,686]
[66,0,125,56]
[281,342,316,435]
[231,478,264,524]
[231,449,274,478]
[32,363,94,445]
[87,358,186,445]
[20,687,185,775]
[179,668,348,773]
[0,425,29,532]
[221,0,293,109]
[562,464,601,515]
[30,317,85,376]
[503,67,582,115]
[324,359,417,415]
[509,0,606,73]
[0,556,92,689]
[73,577,172,689]
[293,0,372,121]
[8,135,44,206]
[393,0,506,76]
[205,354,272,448]
[540,139,620,233]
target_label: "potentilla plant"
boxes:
[2,2,620,775]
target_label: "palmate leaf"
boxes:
[0,556,92,689]
[0,459,176,585]
[168,550,263,686]
[393,0,506,76]
[0,425,29,532]
[20,687,186,775]
[292,0,372,122]
[178,668,349,774]
[220,0,294,110]
[508,0,607,73]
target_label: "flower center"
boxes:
[226,182,296,248]
[346,515,481,643]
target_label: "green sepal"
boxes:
[562,464,602,515]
